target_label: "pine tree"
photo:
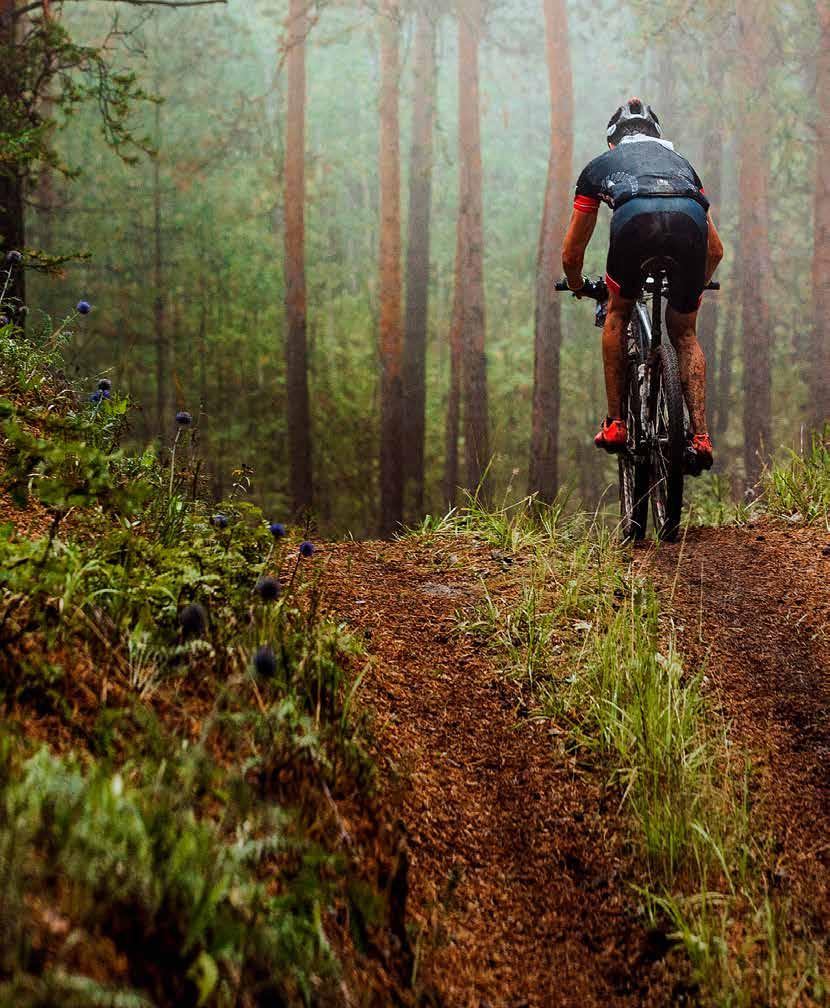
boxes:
[284,0,314,514]
[378,0,404,535]
[529,0,572,503]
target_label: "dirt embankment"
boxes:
[640,523,830,935]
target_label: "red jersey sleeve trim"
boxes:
[574,194,601,213]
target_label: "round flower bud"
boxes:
[255,576,281,602]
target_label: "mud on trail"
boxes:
[323,539,679,1008]
[640,523,830,935]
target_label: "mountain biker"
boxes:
[561,98,724,469]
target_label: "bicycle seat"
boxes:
[641,255,679,278]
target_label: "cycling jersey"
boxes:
[573,135,709,214]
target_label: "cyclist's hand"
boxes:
[567,276,586,299]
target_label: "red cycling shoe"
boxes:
[690,432,714,470]
[594,417,628,453]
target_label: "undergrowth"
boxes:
[0,319,400,1005]
[411,492,826,1006]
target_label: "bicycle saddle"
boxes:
[641,255,679,277]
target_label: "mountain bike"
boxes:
[556,268,719,541]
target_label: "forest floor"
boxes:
[640,524,830,942]
[321,523,829,1007]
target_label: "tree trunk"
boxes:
[698,53,723,420]
[529,0,572,503]
[0,0,25,313]
[378,0,404,536]
[153,98,169,437]
[737,0,772,488]
[713,251,739,440]
[284,0,314,514]
[443,219,464,506]
[458,0,489,495]
[402,7,436,519]
[811,0,830,432]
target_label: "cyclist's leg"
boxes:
[605,216,642,421]
[602,279,636,419]
[664,206,709,435]
[666,305,707,435]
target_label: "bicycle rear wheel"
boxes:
[649,342,685,540]
[619,352,649,541]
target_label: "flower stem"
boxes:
[169,428,182,498]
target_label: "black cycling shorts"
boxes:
[606,196,708,314]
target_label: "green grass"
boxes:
[759,428,830,526]
[417,493,826,1006]
[0,317,392,1005]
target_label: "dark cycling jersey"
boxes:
[573,136,709,214]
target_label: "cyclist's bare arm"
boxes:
[562,207,598,291]
[705,212,724,284]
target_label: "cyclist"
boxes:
[561,98,724,469]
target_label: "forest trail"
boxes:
[323,524,829,1005]
[640,523,830,934]
[323,539,676,1007]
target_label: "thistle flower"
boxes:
[77,300,91,315]
[89,390,103,404]
[179,603,207,640]
[5,251,22,265]
[98,378,112,392]
[0,316,8,327]
[211,513,229,530]
[299,541,315,558]
[255,575,281,602]
[253,645,276,678]
[269,522,287,539]
[175,411,193,427]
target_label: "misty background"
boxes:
[23,0,823,536]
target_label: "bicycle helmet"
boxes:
[607,97,661,145]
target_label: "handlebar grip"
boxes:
[705,281,720,291]
[554,280,570,292]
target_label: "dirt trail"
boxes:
[323,540,674,1008]
[640,523,830,931]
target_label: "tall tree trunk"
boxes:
[443,220,464,506]
[458,0,488,494]
[0,0,25,313]
[811,0,830,432]
[402,7,436,519]
[529,0,572,503]
[153,98,169,436]
[378,0,404,536]
[713,250,739,439]
[737,0,772,488]
[698,53,723,421]
[284,0,314,514]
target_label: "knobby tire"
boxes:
[650,342,685,541]
[619,327,650,541]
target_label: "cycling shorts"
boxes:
[606,196,708,314]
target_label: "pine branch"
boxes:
[8,0,227,21]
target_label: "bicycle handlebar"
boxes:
[554,275,720,302]
[554,277,608,302]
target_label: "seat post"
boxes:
[651,271,664,348]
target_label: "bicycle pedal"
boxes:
[684,447,708,477]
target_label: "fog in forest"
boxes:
[19,0,827,536]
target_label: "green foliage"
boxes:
[2,12,154,189]
[760,429,830,526]
[0,739,340,1006]
[0,305,385,1004]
